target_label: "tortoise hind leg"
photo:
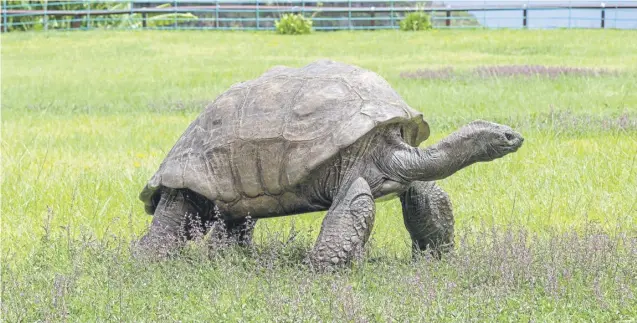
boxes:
[399,181,454,260]
[134,188,214,259]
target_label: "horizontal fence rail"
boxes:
[2,1,636,32]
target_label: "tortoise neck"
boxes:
[383,132,480,183]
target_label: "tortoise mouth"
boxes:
[502,137,524,153]
[508,133,525,149]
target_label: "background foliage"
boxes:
[400,11,433,31]
[275,13,313,34]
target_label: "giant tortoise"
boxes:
[136,60,524,267]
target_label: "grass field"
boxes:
[2,29,637,321]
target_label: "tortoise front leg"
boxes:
[309,177,375,269]
[134,188,214,258]
[399,181,454,260]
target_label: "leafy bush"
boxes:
[399,12,432,31]
[275,14,313,35]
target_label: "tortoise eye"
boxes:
[505,132,514,141]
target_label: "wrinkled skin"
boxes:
[135,119,524,268]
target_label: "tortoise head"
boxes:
[456,120,524,162]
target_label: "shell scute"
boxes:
[238,78,304,140]
[283,79,360,142]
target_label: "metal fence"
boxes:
[2,1,636,32]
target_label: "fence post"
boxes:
[1,0,7,33]
[348,0,352,30]
[390,0,394,28]
[523,4,527,28]
[370,6,375,29]
[568,0,572,28]
[446,9,451,27]
[173,0,177,29]
[215,1,219,29]
[44,1,48,31]
[87,0,91,30]
[601,2,605,28]
[256,1,259,30]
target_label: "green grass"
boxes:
[2,29,637,321]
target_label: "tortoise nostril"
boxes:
[505,132,515,141]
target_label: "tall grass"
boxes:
[2,29,636,320]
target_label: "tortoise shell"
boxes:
[140,60,429,213]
